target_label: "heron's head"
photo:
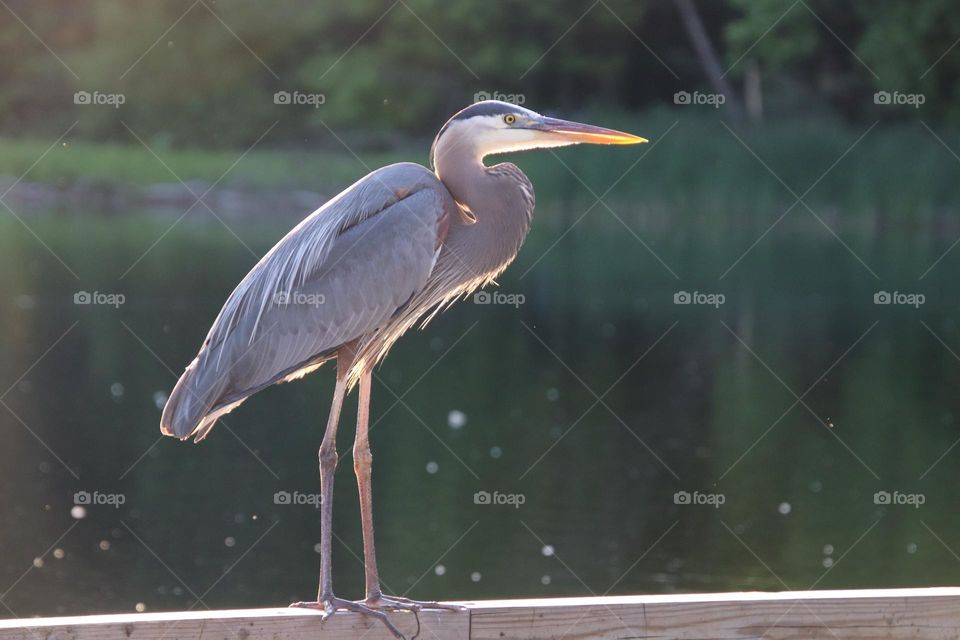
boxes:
[430,100,647,168]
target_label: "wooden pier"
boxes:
[1,587,959,639]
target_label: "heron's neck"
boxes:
[434,138,530,218]
[433,140,534,275]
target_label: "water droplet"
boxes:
[540,575,551,585]
[135,603,146,613]
[470,572,481,582]
[71,505,87,520]
[545,388,559,401]
[489,446,502,459]
[541,545,554,557]
[426,461,439,474]
[153,391,168,410]
[434,564,446,576]
[99,540,111,551]
[53,548,65,559]
[224,537,236,548]
[110,382,124,399]
[777,502,791,515]
[822,544,833,555]
[448,410,467,429]
[907,543,917,554]
[32,557,44,568]
[822,557,833,568]
[314,543,322,554]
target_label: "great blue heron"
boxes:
[160,100,645,637]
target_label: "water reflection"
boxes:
[1,211,959,616]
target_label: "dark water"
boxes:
[1,209,959,618]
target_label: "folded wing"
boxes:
[160,162,454,441]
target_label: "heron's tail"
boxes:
[160,356,233,442]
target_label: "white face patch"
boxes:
[438,113,578,163]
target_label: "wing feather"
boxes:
[161,162,455,440]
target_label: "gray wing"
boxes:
[160,162,454,441]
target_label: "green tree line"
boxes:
[0,0,958,147]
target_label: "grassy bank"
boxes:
[0,136,411,193]
[1,110,957,216]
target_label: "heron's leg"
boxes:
[290,351,350,609]
[353,369,463,614]
[316,371,346,604]
[354,368,383,603]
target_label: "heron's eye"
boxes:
[503,114,516,125]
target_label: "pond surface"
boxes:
[1,207,959,617]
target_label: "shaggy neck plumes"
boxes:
[431,124,535,277]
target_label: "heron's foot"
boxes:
[289,597,409,639]
[368,594,465,612]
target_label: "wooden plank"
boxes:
[468,588,960,639]
[1,588,959,639]
[0,607,468,640]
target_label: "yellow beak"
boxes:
[534,116,648,145]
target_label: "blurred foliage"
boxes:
[726,0,960,119]
[0,0,957,148]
